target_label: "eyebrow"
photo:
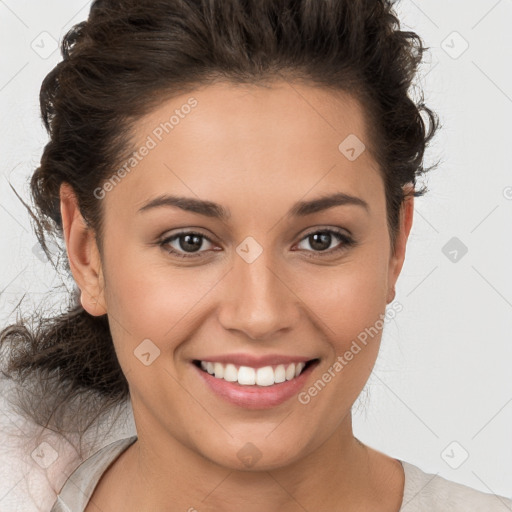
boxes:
[137,192,369,220]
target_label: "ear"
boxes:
[60,182,107,316]
[387,184,414,303]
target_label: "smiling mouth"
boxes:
[193,359,320,387]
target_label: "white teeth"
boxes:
[256,366,274,386]
[198,360,310,386]
[214,362,224,379]
[274,364,286,383]
[238,366,256,385]
[223,363,238,382]
[285,363,295,381]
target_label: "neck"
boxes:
[114,410,399,512]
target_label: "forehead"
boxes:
[106,80,384,217]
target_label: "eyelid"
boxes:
[298,225,352,239]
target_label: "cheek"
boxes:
[294,255,390,416]
[102,247,226,354]
[306,254,389,341]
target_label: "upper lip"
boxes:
[193,354,318,367]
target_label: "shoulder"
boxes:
[400,460,512,511]
[50,435,138,512]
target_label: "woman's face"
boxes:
[64,80,413,470]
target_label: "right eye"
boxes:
[159,231,218,259]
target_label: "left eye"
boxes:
[295,229,353,255]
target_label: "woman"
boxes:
[1,0,510,510]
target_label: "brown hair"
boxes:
[1,0,440,457]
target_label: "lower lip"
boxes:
[194,361,318,410]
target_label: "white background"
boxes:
[0,0,511,510]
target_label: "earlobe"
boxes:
[387,287,396,304]
[60,182,107,316]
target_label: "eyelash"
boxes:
[158,228,356,260]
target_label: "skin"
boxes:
[60,80,414,512]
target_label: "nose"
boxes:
[217,249,301,341]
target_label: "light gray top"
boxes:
[50,436,512,511]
